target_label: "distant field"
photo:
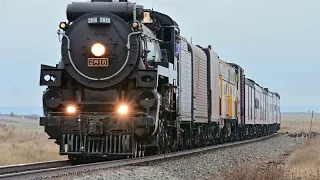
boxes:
[280,112,320,134]
[0,116,41,132]
[281,112,320,122]
[0,116,65,166]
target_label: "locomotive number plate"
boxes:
[88,58,109,67]
[88,17,111,24]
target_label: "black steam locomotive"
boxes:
[39,0,281,160]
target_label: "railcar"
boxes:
[39,0,281,159]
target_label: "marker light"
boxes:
[66,105,76,114]
[118,105,128,115]
[59,22,67,30]
[132,22,139,28]
[91,43,105,57]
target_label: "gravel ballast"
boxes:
[55,135,305,180]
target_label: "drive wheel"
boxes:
[68,155,82,160]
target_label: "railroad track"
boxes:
[0,133,276,180]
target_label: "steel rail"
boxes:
[0,133,276,180]
[0,160,71,175]
[0,157,120,176]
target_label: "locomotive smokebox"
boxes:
[61,11,140,89]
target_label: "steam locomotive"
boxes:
[39,0,281,159]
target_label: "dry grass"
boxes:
[286,136,320,179]
[0,118,65,166]
[220,112,320,180]
[221,164,320,180]
[221,137,320,180]
[222,165,284,180]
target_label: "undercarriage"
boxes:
[40,112,157,159]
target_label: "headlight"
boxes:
[43,89,62,108]
[91,43,105,57]
[117,104,128,115]
[137,90,157,109]
[66,105,76,114]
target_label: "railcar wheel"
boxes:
[181,135,186,150]
[68,155,75,160]
[186,138,190,149]
[221,137,226,143]
[139,144,145,157]
[157,147,162,155]
[144,146,157,156]
[226,137,231,142]
[138,146,142,157]
[68,155,82,160]
[131,143,138,158]
[178,137,184,151]
[131,143,145,158]
[171,140,178,152]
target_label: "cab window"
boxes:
[146,39,160,62]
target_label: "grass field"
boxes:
[221,112,320,180]
[0,116,65,166]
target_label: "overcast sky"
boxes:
[0,0,318,108]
